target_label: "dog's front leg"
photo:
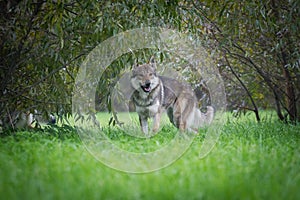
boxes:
[139,115,148,135]
[152,112,161,133]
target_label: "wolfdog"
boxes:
[130,58,214,135]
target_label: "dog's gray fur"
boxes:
[131,58,214,135]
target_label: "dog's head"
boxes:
[131,57,159,93]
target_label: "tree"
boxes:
[1,0,299,130]
[0,0,189,128]
[189,0,299,122]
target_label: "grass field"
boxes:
[0,112,300,200]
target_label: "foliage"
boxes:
[1,115,300,199]
[192,0,300,122]
[1,0,299,127]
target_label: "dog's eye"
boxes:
[149,73,153,76]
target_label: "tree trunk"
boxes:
[273,90,285,121]
[281,50,297,122]
[224,54,260,122]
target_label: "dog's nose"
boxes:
[145,80,151,87]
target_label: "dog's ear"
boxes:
[133,60,139,69]
[149,56,156,69]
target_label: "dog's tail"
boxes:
[191,106,214,131]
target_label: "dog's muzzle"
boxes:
[141,81,151,92]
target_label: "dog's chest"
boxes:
[136,99,161,117]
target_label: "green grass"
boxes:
[0,114,300,200]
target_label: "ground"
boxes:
[0,113,300,200]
